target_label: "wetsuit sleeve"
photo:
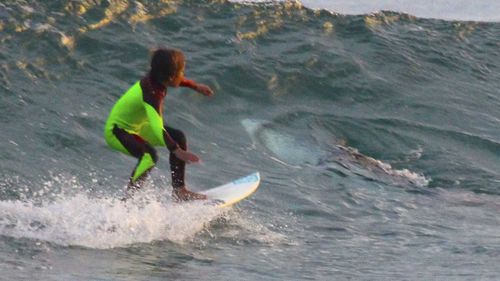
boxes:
[143,103,179,151]
[180,78,197,90]
[141,78,180,151]
[143,103,166,146]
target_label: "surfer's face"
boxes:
[167,62,185,87]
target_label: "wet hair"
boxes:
[150,48,185,84]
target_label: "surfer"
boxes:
[104,48,214,201]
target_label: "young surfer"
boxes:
[104,48,214,201]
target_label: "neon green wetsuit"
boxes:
[104,74,196,186]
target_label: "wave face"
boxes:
[1,1,500,280]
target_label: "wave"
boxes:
[1,0,499,195]
[231,0,500,22]
[241,117,429,188]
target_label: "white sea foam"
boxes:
[231,0,500,22]
[0,191,223,249]
[337,145,430,187]
[0,173,281,249]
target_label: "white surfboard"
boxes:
[200,172,260,208]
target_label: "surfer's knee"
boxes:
[144,146,159,163]
[131,153,156,182]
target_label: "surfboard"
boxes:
[200,172,260,208]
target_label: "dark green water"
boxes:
[1,1,499,280]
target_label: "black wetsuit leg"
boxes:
[112,125,158,189]
[165,126,187,189]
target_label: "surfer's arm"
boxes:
[143,103,197,158]
[180,78,214,97]
[141,102,178,152]
[162,129,180,152]
[142,104,171,148]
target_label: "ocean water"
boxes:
[287,0,500,22]
[1,1,500,280]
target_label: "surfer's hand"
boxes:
[173,148,200,164]
[196,84,214,97]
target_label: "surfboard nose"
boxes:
[201,172,261,208]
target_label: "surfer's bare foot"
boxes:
[173,187,207,201]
